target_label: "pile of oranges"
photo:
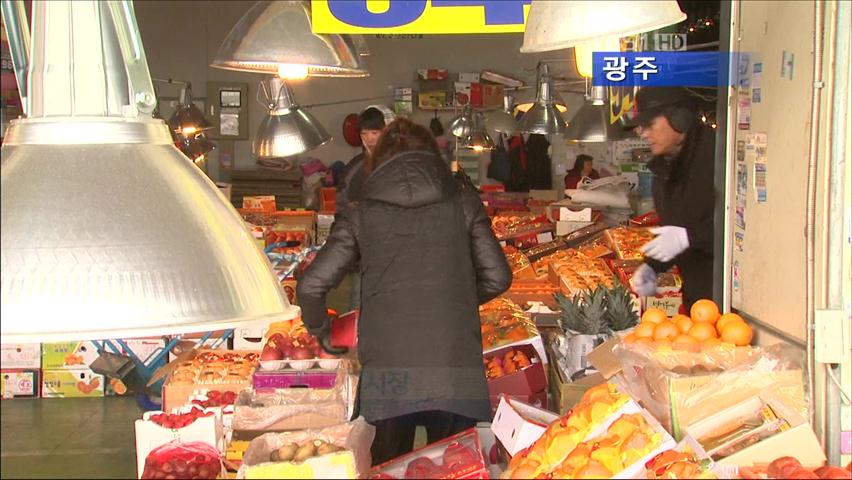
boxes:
[623,299,753,350]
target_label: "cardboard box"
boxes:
[244,451,357,479]
[417,68,449,80]
[243,195,276,212]
[281,277,298,306]
[1,369,40,398]
[316,213,334,245]
[42,368,105,398]
[685,394,826,467]
[372,428,487,479]
[484,343,547,397]
[643,292,684,316]
[134,407,223,478]
[469,82,483,107]
[550,205,593,222]
[491,395,558,456]
[548,355,606,414]
[458,72,480,83]
[454,82,472,106]
[481,84,504,108]
[483,334,548,367]
[418,91,448,109]
[121,339,167,364]
[42,341,100,370]
[233,322,272,351]
[555,220,596,237]
[0,343,41,369]
[489,389,547,418]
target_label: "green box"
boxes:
[41,342,100,370]
[41,368,105,398]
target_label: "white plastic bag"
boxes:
[565,175,632,209]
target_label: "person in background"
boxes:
[336,106,392,311]
[297,118,511,465]
[336,107,391,211]
[627,87,716,311]
[563,154,600,190]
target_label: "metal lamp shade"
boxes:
[178,134,217,159]
[448,105,475,138]
[518,65,567,135]
[211,0,368,77]
[486,95,517,135]
[522,0,686,53]
[253,107,331,158]
[565,102,632,143]
[168,103,211,137]
[1,0,299,343]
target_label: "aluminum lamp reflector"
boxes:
[462,114,495,151]
[448,104,475,138]
[211,0,368,78]
[168,86,211,137]
[177,133,217,160]
[565,87,631,143]
[252,77,331,158]
[518,64,567,135]
[522,0,686,53]
[486,94,517,135]
[0,0,299,343]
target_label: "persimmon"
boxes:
[690,299,720,324]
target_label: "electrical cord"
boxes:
[826,365,852,405]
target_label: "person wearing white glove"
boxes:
[624,87,717,310]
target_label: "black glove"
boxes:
[319,334,349,356]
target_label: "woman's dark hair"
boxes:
[365,118,441,174]
[569,154,594,176]
[360,107,387,132]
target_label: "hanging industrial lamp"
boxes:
[565,85,631,143]
[0,0,298,343]
[448,104,475,139]
[167,84,211,138]
[211,0,368,78]
[462,112,495,152]
[486,94,518,135]
[518,64,568,135]
[253,76,331,158]
[521,0,686,53]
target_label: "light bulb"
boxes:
[181,126,199,136]
[472,145,484,153]
[277,63,310,80]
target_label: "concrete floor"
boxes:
[0,276,355,479]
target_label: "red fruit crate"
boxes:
[370,428,487,479]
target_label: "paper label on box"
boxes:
[2,370,38,398]
[42,342,100,370]
[41,369,104,398]
[536,232,553,244]
[1,343,41,369]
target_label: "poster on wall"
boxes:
[752,62,763,103]
[736,162,748,197]
[735,231,745,253]
[737,95,752,130]
[736,195,747,229]
[751,133,768,203]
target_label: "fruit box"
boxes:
[548,360,607,415]
[483,343,547,397]
[483,333,548,368]
[42,341,101,370]
[237,418,374,479]
[594,407,678,479]
[148,349,259,412]
[371,427,488,479]
[1,369,40,398]
[232,386,349,434]
[683,393,826,468]
[1,343,41,369]
[489,390,547,417]
[491,395,559,456]
[41,368,104,398]
[134,406,223,478]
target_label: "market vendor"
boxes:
[627,87,716,310]
[297,118,511,465]
[564,153,600,190]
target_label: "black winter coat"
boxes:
[645,124,716,309]
[297,150,512,423]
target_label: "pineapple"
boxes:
[582,287,610,336]
[606,282,640,332]
[554,291,585,333]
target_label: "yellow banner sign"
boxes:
[311,0,531,34]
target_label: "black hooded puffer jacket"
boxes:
[297,150,511,423]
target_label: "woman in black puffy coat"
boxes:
[297,118,511,464]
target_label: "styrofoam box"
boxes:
[491,395,559,456]
[134,406,222,478]
[0,343,41,369]
[608,407,676,479]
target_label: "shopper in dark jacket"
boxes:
[627,87,716,310]
[297,119,512,464]
[336,106,391,211]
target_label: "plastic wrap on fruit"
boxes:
[404,457,439,479]
[141,441,222,479]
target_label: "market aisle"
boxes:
[1,397,141,478]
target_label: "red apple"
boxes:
[404,457,438,479]
[291,347,313,360]
[769,457,803,479]
[815,466,852,479]
[318,349,338,359]
[260,345,283,361]
[267,333,286,348]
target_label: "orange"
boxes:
[716,313,744,335]
[653,321,679,342]
[634,337,654,346]
[688,322,718,342]
[672,334,700,352]
[720,320,753,346]
[673,314,694,334]
[622,333,637,344]
[634,322,657,339]
[691,299,720,324]
[702,337,722,349]
[641,308,668,325]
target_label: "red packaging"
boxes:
[141,441,222,479]
[469,83,483,107]
[482,344,547,398]
[370,428,487,479]
[330,309,359,349]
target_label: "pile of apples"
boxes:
[141,442,221,479]
[260,331,338,362]
[484,349,532,380]
[148,407,214,429]
[370,441,481,479]
[623,299,754,350]
[737,456,852,479]
[189,390,237,408]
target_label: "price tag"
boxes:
[536,232,553,244]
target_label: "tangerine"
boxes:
[672,334,700,352]
[634,322,657,339]
[634,337,654,346]
[716,313,744,335]
[720,320,753,346]
[702,337,722,349]
[691,299,720,324]
[622,333,638,344]
[653,321,679,341]
[641,308,668,325]
[673,314,694,334]
[688,322,718,342]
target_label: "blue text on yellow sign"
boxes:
[311,0,532,34]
